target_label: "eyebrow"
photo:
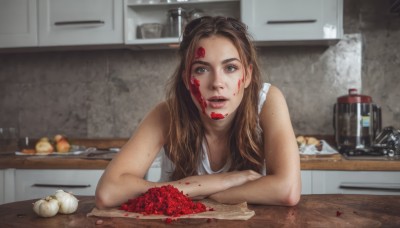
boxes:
[191,58,241,66]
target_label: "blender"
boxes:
[333,88,382,155]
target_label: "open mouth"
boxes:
[209,98,226,102]
[208,96,228,108]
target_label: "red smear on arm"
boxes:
[195,47,205,59]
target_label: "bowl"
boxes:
[139,23,163,39]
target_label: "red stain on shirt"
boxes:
[195,47,205,59]
[189,77,207,114]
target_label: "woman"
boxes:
[95,16,301,209]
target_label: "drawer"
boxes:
[38,0,123,46]
[15,169,104,201]
[312,171,400,195]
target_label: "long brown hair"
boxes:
[165,16,263,180]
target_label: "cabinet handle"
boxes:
[267,19,317,24]
[339,182,400,191]
[54,20,105,26]
[32,184,91,188]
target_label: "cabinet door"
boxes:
[241,0,343,42]
[15,169,103,201]
[0,0,38,48]
[312,171,400,195]
[38,0,123,46]
[301,171,312,195]
[0,170,4,204]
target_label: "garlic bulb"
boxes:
[54,190,79,214]
[33,196,59,217]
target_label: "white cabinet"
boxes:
[301,171,312,194]
[0,0,38,48]
[311,171,400,195]
[124,0,240,47]
[38,0,123,46]
[0,169,16,204]
[14,169,104,201]
[241,0,343,44]
[0,170,4,204]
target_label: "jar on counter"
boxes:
[166,7,188,38]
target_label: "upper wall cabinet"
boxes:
[241,0,343,45]
[124,0,240,48]
[0,0,38,48]
[38,0,123,46]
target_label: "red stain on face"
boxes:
[236,73,245,96]
[189,77,207,114]
[195,47,205,59]
[210,112,226,120]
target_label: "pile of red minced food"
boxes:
[120,185,211,222]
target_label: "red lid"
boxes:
[337,88,372,103]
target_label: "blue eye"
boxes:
[194,66,207,74]
[226,65,238,72]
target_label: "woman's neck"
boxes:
[200,111,236,139]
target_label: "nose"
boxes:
[211,70,225,90]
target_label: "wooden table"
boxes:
[1,195,399,227]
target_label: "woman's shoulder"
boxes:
[258,84,288,117]
[144,101,171,128]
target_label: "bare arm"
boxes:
[209,86,301,206]
[95,102,262,209]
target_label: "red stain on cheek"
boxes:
[195,47,205,59]
[189,77,207,114]
[210,112,227,120]
[236,73,245,96]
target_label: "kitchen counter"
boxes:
[1,153,400,171]
[1,137,400,171]
[0,194,399,227]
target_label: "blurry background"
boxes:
[0,0,399,138]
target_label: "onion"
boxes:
[33,196,59,217]
[54,190,79,214]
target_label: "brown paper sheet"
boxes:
[87,199,255,220]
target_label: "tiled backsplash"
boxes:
[0,0,399,138]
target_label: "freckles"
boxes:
[195,47,205,59]
[189,77,207,114]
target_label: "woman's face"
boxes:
[187,35,251,121]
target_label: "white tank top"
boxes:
[159,83,271,181]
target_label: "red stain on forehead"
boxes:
[189,77,207,114]
[195,47,205,59]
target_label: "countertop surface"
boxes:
[0,194,399,227]
[1,137,400,171]
[1,153,400,171]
